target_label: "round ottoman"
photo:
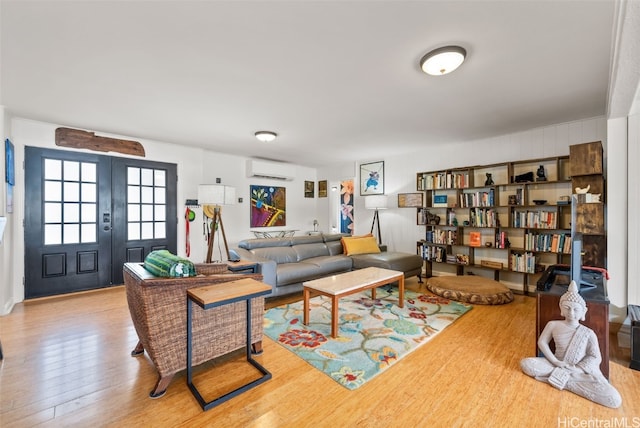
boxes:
[426,275,514,305]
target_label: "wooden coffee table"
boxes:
[303,267,404,338]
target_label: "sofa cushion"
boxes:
[238,237,292,250]
[341,235,381,256]
[293,243,330,261]
[277,262,324,286]
[251,246,298,264]
[290,235,325,245]
[351,251,422,272]
[302,255,353,274]
[326,240,344,256]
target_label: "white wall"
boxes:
[626,112,639,307]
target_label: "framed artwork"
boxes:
[398,192,423,208]
[250,185,286,227]
[304,180,314,198]
[5,139,15,185]
[360,161,384,195]
[318,180,327,197]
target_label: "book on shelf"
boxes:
[469,231,481,247]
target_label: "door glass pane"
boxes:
[63,161,80,181]
[44,181,62,201]
[44,159,62,180]
[155,205,165,221]
[141,222,153,240]
[63,224,79,244]
[63,203,80,223]
[81,162,96,182]
[81,183,96,202]
[141,168,153,186]
[128,223,140,240]
[64,182,80,202]
[44,224,62,245]
[81,223,96,243]
[128,186,140,203]
[141,187,153,204]
[128,167,140,185]
[81,203,96,222]
[44,202,62,223]
[128,204,140,221]
[154,170,166,187]
[154,187,166,204]
[141,205,153,221]
[154,222,166,239]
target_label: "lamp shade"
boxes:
[365,195,389,210]
[198,184,236,205]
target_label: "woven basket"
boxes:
[195,263,229,275]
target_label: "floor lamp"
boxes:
[198,184,236,263]
[365,195,388,246]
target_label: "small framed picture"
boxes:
[304,180,314,198]
[318,180,327,197]
[360,161,384,195]
[398,192,423,208]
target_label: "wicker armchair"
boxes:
[123,263,265,398]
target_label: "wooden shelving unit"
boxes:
[416,155,575,294]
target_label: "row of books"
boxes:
[460,189,495,208]
[524,233,572,253]
[494,231,509,249]
[421,245,447,262]
[469,208,500,227]
[418,172,470,190]
[425,229,457,245]
[510,252,537,273]
[512,210,558,229]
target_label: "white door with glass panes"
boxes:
[24,147,177,298]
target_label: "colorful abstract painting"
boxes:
[250,185,286,228]
[340,180,354,235]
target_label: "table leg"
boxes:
[371,287,376,300]
[303,287,310,326]
[398,276,405,308]
[331,296,339,338]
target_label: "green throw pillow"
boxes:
[143,250,196,278]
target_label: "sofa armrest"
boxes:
[233,248,278,292]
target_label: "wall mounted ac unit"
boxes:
[246,159,296,181]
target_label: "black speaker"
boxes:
[630,305,640,371]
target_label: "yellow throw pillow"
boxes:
[341,235,381,256]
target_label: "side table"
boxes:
[187,278,271,411]
[227,260,259,274]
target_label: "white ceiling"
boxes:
[0,1,629,168]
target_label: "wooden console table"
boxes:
[186,278,272,410]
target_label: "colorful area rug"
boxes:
[263,287,472,390]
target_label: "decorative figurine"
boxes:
[485,173,494,186]
[520,281,622,408]
[536,165,547,181]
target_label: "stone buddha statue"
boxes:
[520,281,622,408]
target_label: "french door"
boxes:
[24,147,177,298]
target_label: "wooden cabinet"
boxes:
[570,141,606,268]
[416,156,578,294]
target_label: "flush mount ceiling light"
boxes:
[420,46,467,76]
[255,131,277,142]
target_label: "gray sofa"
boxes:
[233,233,423,297]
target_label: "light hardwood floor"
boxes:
[1,277,638,427]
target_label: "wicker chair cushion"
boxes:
[143,250,196,277]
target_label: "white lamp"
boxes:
[365,195,389,245]
[198,184,236,262]
[420,46,466,76]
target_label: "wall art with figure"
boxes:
[250,185,286,228]
[340,180,354,235]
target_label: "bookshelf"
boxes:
[416,156,575,294]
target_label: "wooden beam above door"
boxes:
[55,127,145,157]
